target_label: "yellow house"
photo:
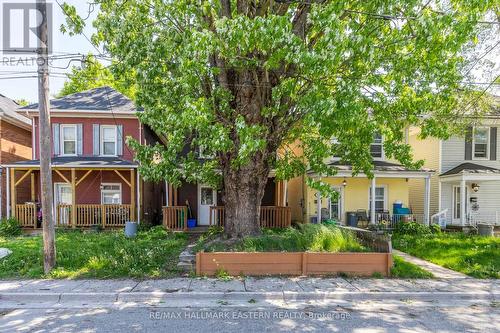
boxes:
[301,137,434,227]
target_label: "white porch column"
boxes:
[136,171,141,223]
[424,176,431,226]
[316,191,322,222]
[460,179,466,226]
[370,177,376,226]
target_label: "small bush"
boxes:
[393,222,439,236]
[0,218,22,237]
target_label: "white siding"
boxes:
[441,127,500,173]
[441,183,453,224]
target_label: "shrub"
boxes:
[393,222,439,236]
[0,218,22,237]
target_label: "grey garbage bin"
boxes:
[125,221,138,238]
[477,223,493,236]
[346,212,357,227]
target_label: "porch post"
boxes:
[31,173,36,202]
[10,168,16,220]
[424,175,431,226]
[165,181,169,207]
[136,170,140,223]
[130,169,136,221]
[71,169,76,228]
[6,167,10,218]
[370,177,376,226]
[316,191,321,223]
[460,179,466,226]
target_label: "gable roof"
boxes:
[0,94,31,129]
[21,86,138,113]
[440,162,500,177]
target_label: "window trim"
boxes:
[60,124,77,156]
[472,126,490,160]
[100,183,122,205]
[370,133,384,160]
[368,185,388,212]
[100,125,118,157]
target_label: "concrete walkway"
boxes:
[393,250,470,279]
[0,277,497,309]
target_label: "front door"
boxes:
[54,183,72,225]
[198,184,216,226]
[452,185,468,224]
[328,186,342,221]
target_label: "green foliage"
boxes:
[390,255,434,279]
[0,228,187,278]
[200,224,366,253]
[0,218,22,237]
[57,55,136,99]
[393,222,440,236]
[58,0,496,192]
[393,233,499,278]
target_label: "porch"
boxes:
[5,157,139,229]
[162,178,291,231]
[309,161,433,228]
[440,163,500,227]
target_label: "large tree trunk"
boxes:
[222,155,271,238]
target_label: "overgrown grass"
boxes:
[393,233,499,278]
[390,255,434,279]
[0,226,187,279]
[197,224,366,253]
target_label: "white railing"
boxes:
[431,209,448,228]
[468,211,500,226]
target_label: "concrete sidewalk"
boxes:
[1,277,498,309]
[393,250,470,279]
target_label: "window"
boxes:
[200,187,214,205]
[370,133,383,159]
[101,125,117,156]
[452,186,467,220]
[60,125,77,156]
[369,186,386,212]
[473,127,489,159]
[101,184,122,204]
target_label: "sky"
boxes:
[0,0,101,103]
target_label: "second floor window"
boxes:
[101,125,117,156]
[370,133,383,159]
[473,127,489,159]
[61,124,77,156]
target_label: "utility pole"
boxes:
[37,0,56,273]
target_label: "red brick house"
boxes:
[4,87,164,228]
[0,94,32,219]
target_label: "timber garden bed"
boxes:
[194,224,393,277]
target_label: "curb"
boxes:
[1,290,497,305]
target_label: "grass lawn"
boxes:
[390,255,434,279]
[0,227,188,279]
[393,232,499,278]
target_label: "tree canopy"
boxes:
[63,0,498,236]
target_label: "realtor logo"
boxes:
[2,2,52,54]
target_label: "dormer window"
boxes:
[473,127,489,159]
[370,133,383,159]
[101,125,118,156]
[61,124,77,156]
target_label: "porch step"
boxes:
[179,253,196,263]
[177,261,195,271]
[186,226,210,234]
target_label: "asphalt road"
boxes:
[1,304,498,333]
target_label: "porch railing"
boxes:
[162,206,188,231]
[55,204,132,228]
[15,204,37,228]
[373,213,426,229]
[209,206,292,229]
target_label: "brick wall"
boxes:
[0,119,32,218]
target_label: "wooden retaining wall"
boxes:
[196,252,392,277]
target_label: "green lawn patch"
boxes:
[390,255,434,279]
[196,224,367,253]
[393,233,499,279]
[0,226,187,279]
